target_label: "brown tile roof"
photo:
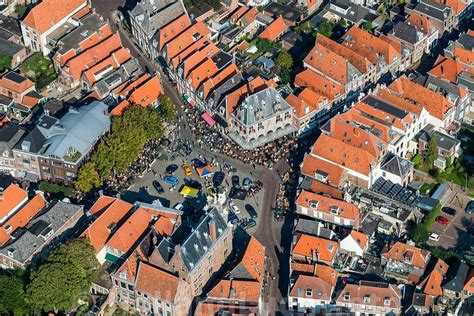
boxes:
[170,37,208,69]
[164,21,210,61]
[312,134,378,176]
[294,69,344,101]
[420,259,448,296]
[292,233,339,263]
[337,110,392,143]
[435,0,467,14]
[336,282,401,308]
[230,6,248,23]
[64,33,122,82]
[406,13,432,35]
[300,154,346,186]
[350,230,368,250]
[115,73,150,97]
[80,197,133,252]
[429,56,469,83]
[454,46,474,68]
[0,194,46,246]
[375,88,423,116]
[22,0,87,33]
[355,98,412,130]
[239,6,258,25]
[290,274,333,301]
[135,262,179,302]
[128,76,162,107]
[388,76,452,120]
[304,35,371,84]
[158,14,192,50]
[463,267,474,293]
[82,47,131,85]
[315,264,339,286]
[343,26,401,65]
[382,241,430,269]
[0,71,35,95]
[296,190,359,221]
[153,216,175,237]
[286,88,326,118]
[0,184,27,222]
[259,16,287,41]
[189,58,219,89]
[307,180,345,200]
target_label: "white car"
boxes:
[174,203,184,211]
[229,201,240,214]
[429,233,440,241]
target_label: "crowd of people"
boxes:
[104,139,163,193]
[182,105,296,168]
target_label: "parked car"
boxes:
[152,180,164,193]
[213,171,225,187]
[229,200,240,214]
[442,207,457,216]
[242,177,252,190]
[232,175,240,188]
[163,175,179,186]
[228,212,239,224]
[466,201,474,215]
[436,216,449,225]
[191,158,206,168]
[429,233,440,241]
[229,187,247,200]
[245,204,258,218]
[174,203,184,211]
[240,219,256,230]
[182,164,192,176]
[165,164,178,174]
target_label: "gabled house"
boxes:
[20,0,89,55]
[291,233,339,267]
[443,260,470,299]
[381,241,431,284]
[419,258,449,297]
[296,190,360,228]
[339,230,368,257]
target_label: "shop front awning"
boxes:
[183,94,196,106]
[201,112,216,126]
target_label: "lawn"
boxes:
[419,182,438,196]
[19,52,57,90]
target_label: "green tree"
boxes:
[294,21,315,34]
[339,18,348,28]
[27,239,99,313]
[256,38,274,53]
[314,21,335,38]
[412,224,429,244]
[0,53,12,72]
[424,135,439,166]
[276,51,293,70]
[75,162,101,193]
[362,21,373,30]
[0,271,29,314]
[159,96,177,121]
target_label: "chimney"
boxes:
[440,65,444,75]
[209,220,217,241]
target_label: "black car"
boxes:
[240,219,256,230]
[152,180,164,193]
[165,164,178,174]
[245,204,258,218]
[229,187,247,200]
[442,207,457,216]
[213,171,225,187]
[232,175,240,188]
[191,158,206,168]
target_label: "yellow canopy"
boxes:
[180,186,199,197]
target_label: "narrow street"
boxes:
[90,1,293,314]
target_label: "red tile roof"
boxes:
[343,26,401,65]
[312,134,378,176]
[388,76,452,120]
[420,259,448,296]
[296,190,359,221]
[294,69,344,101]
[382,241,430,269]
[336,282,401,308]
[304,35,371,84]
[201,63,239,99]
[82,47,132,85]
[159,14,192,50]
[164,22,210,61]
[292,233,339,263]
[350,230,368,250]
[22,0,87,33]
[259,16,287,41]
[300,154,346,186]
[454,46,474,68]
[286,88,326,118]
[170,37,208,69]
[135,262,179,302]
[0,72,35,95]
[208,279,261,302]
[435,0,467,14]
[406,13,432,35]
[81,197,133,252]
[182,43,219,78]
[241,236,265,282]
[289,274,333,301]
[64,33,122,82]
[0,184,28,222]
[0,194,46,246]
[463,267,474,293]
[429,56,469,83]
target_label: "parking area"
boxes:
[428,190,474,252]
[122,149,265,235]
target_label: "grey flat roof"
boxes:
[263,2,302,22]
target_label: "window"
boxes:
[120,282,126,289]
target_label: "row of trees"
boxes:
[76,98,176,192]
[0,238,99,314]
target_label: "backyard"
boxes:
[19,52,57,90]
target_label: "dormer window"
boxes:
[363,294,370,303]
[309,200,318,209]
[330,205,340,215]
[306,289,312,297]
[384,296,391,306]
[7,249,15,258]
[344,292,350,300]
